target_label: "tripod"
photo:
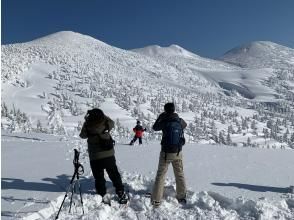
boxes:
[55,149,85,219]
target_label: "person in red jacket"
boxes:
[129,120,146,145]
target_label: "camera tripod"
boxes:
[55,149,85,219]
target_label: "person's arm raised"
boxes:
[79,122,88,139]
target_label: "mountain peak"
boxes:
[221,41,294,68]
[29,31,107,47]
[132,44,198,58]
[223,41,288,55]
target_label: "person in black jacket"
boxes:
[79,108,128,204]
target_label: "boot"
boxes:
[177,198,187,205]
[151,200,161,208]
[117,191,129,204]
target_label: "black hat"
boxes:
[137,120,141,124]
[164,103,175,114]
[86,108,104,121]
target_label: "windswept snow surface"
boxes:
[2,131,294,220]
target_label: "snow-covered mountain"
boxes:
[132,44,200,58]
[132,41,294,102]
[1,31,294,149]
[132,44,237,70]
[220,41,294,69]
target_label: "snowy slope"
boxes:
[132,44,238,71]
[1,31,212,88]
[2,131,294,220]
[220,41,294,69]
[1,31,294,148]
[132,43,284,101]
[132,44,197,58]
[1,31,217,123]
[2,32,293,106]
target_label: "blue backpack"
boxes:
[162,118,185,154]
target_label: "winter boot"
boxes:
[177,198,187,205]
[151,200,161,208]
[117,191,129,204]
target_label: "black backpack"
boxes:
[162,118,185,154]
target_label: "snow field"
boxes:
[26,173,294,220]
[2,132,294,219]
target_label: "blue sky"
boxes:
[2,0,294,57]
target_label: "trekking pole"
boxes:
[55,149,84,219]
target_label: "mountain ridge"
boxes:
[1,31,294,151]
[2,31,293,103]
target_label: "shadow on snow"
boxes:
[1,175,98,194]
[211,182,290,193]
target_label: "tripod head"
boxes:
[73,149,84,175]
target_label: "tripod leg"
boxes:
[76,178,84,214]
[55,182,73,219]
[69,181,76,213]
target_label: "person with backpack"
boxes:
[129,120,146,145]
[79,108,128,204]
[151,103,187,207]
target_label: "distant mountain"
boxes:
[2,31,293,106]
[1,31,217,123]
[1,31,294,149]
[1,31,213,86]
[220,41,294,69]
[132,44,235,71]
[132,44,198,58]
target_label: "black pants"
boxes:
[90,156,124,197]
[130,136,142,144]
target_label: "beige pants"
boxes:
[151,151,187,203]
